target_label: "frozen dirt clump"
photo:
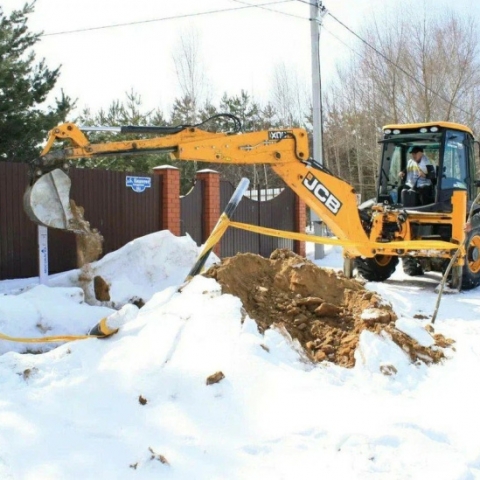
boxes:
[70,199,104,266]
[204,249,449,368]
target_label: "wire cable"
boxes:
[326,11,478,121]
[41,1,295,37]
[320,26,415,115]
[229,0,306,20]
[295,0,478,122]
[295,0,316,6]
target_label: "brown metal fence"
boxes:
[180,179,203,245]
[219,181,295,257]
[258,187,295,255]
[69,169,162,253]
[0,162,36,279]
[0,163,298,280]
[0,164,162,279]
[50,169,163,273]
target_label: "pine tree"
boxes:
[76,90,170,174]
[0,3,74,162]
[218,90,262,131]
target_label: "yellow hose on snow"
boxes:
[0,317,114,344]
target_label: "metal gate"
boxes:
[219,181,295,257]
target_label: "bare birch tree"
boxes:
[271,62,308,127]
[171,27,211,189]
[323,8,480,199]
[172,26,209,124]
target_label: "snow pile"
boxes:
[0,236,478,478]
[50,230,203,307]
[0,231,215,355]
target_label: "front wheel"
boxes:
[354,255,399,282]
[461,222,480,290]
[402,257,424,276]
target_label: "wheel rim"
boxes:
[374,255,392,267]
[467,235,480,274]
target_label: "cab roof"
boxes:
[382,121,473,136]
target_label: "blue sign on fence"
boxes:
[126,176,152,193]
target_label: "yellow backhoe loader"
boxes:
[23,116,480,290]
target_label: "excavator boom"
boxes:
[24,121,371,256]
[25,118,474,290]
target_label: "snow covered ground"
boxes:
[0,231,479,479]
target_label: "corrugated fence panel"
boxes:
[181,180,203,245]
[258,188,295,256]
[43,168,163,274]
[0,162,37,279]
[220,181,260,257]
[219,181,296,258]
[0,163,298,279]
[73,168,162,253]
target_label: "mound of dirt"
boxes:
[70,200,104,267]
[204,249,452,368]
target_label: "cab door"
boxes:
[438,130,469,203]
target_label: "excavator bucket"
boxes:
[23,169,75,230]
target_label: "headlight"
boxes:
[420,128,427,133]
[430,127,438,132]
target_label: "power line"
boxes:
[41,0,476,122]
[320,27,416,118]
[226,0,439,119]
[229,0,307,20]
[249,0,477,122]
[294,2,435,117]
[41,0,295,37]
[295,0,316,6]
[326,11,477,120]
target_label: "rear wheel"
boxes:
[461,221,480,290]
[354,255,399,282]
[402,257,424,276]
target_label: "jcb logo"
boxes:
[268,131,291,140]
[303,173,342,215]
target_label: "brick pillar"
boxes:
[294,194,306,257]
[153,166,181,236]
[196,169,221,255]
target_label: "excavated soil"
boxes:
[204,249,453,368]
[70,199,104,267]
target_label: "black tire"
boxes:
[461,219,480,290]
[402,257,424,276]
[354,255,399,282]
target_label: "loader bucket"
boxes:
[23,169,75,230]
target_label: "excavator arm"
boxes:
[25,121,371,256]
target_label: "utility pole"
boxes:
[310,1,328,259]
[310,0,327,165]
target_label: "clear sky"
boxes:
[2,0,480,116]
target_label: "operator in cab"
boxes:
[398,146,434,205]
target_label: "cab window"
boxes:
[442,130,467,189]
